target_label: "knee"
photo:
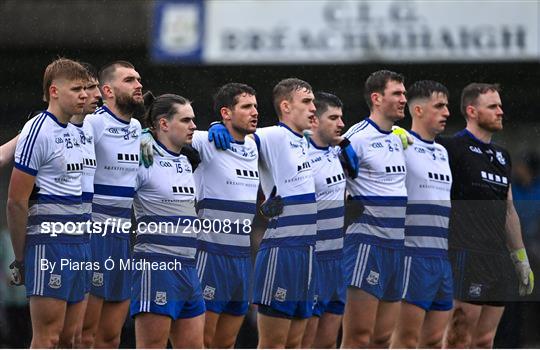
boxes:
[473,331,497,349]
[33,333,61,349]
[397,329,420,349]
[371,333,393,348]
[80,329,96,348]
[342,331,371,348]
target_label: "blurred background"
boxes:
[0,0,539,347]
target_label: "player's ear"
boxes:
[370,92,381,107]
[466,105,476,120]
[280,100,290,114]
[101,84,113,99]
[49,84,59,100]
[414,104,422,117]
[220,106,232,121]
[158,116,169,131]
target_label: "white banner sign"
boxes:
[153,0,540,63]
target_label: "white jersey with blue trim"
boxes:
[133,140,198,261]
[14,111,86,244]
[85,106,141,235]
[254,123,317,248]
[343,118,407,248]
[404,131,452,257]
[308,142,346,258]
[191,130,259,257]
[72,121,96,219]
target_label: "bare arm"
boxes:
[505,185,525,251]
[7,167,35,261]
[0,135,19,167]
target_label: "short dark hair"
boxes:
[314,92,343,117]
[42,58,88,102]
[213,83,256,116]
[81,62,98,81]
[144,92,191,129]
[364,70,405,110]
[460,83,501,118]
[272,78,312,117]
[407,80,449,103]
[98,60,135,85]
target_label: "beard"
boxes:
[116,92,145,119]
[478,116,503,133]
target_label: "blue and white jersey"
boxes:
[404,131,452,257]
[133,140,198,261]
[308,142,346,258]
[14,111,86,244]
[85,106,141,236]
[72,121,96,219]
[343,118,407,248]
[192,131,259,257]
[254,123,317,248]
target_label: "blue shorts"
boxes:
[312,256,346,317]
[89,233,131,301]
[253,246,314,319]
[401,255,453,311]
[131,262,205,320]
[25,242,91,303]
[344,241,404,302]
[196,250,251,316]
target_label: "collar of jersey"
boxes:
[409,130,434,144]
[44,111,68,128]
[154,139,181,157]
[70,121,84,128]
[366,118,391,135]
[457,129,491,145]
[278,122,303,138]
[102,105,130,125]
[231,139,245,145]
[309,139,329,150]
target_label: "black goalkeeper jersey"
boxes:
[438,129,512,254]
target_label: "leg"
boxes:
[444,300,482,348]
[212,312,246,348]
[203,311,220,348]
[301,317,319,348]
[286,318,309,348]
[93,299,130,348]
[257,312,292,348]
[313,313,342,348]
[371,300,401,348]
[59,296,88,348]
[418,310,451,348]
[135,313,171,348]
[170,313,205,348]
[81,294,104,347]
[390,301,426,349]
[341,287,379,348]
[29,296,67,348]
[472,305,505,348]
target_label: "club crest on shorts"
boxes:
[203,285,216,300]
[274,287,287,302]
[469,283,482,297]
[154,291,167,306]
[366,270,380,286]
[48,274,62,289]
[92,272,104,287]
[496,151,506,165]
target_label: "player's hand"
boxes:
[510,248,535,296]
[260,186,284,219]
[181,145,202,171]
[140,128,163,168]
[391,126,414,149]
[208,122,232,150]
[338,138,359,179]
[9,260,24,286]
